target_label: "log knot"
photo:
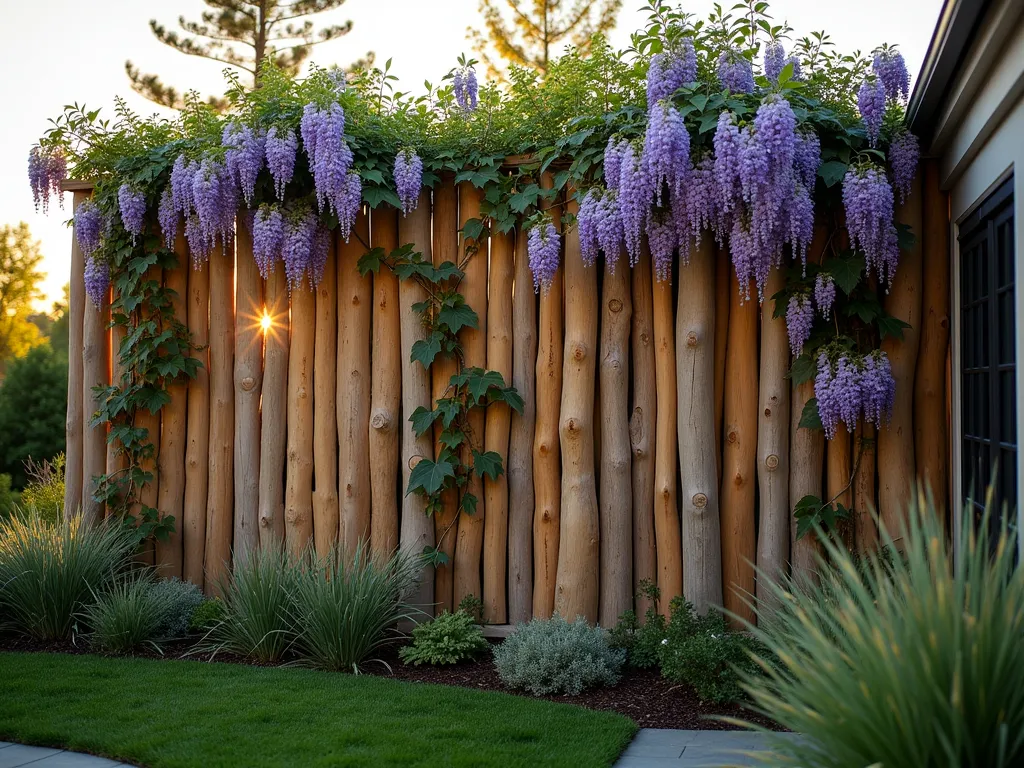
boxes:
[765,454,779,470]
[727,429,738,444]
[570,342,587,362]
[371,409,392,430]
[240,376,256,392]
[686,331,698,347]
[692,493,707,508]
[764,407,771,418]
[408,455,425,470]
[608,298,623,313]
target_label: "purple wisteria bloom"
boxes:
[394,149,424,216]
[814,274,836,320]
[84,256,109,308]
[857,78,886,147]
[75,200,103,257]
[889,131,919,204]
[717,48,755,94]
[786,294,814,356]
[28,146,66,213]
[253,205,286,279]
[646,39,697,105]
[872,49,910,102]
[527,218,560,292]
[266,127,298,201]
[118,183,146,240]
[643,102,690,206]
[843,166,899,287]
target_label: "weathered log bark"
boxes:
[81,254,109,527]
[507,225,537,624]
[720,277,758,626]
[483,227,515,623]
[155,231,189,577]
[133,263,164,566]
[713,248,731,479]
[554,194,599,623]
[64,190,88,521]
[399,190,436,614]
[827,424,854,550]
[790,377,823,582]
[106,296,128,518]
[233,219,263,563]
[285,283,315,556]
[853,421,878,552]
[183,259,210,588]
[337,210,372,562]
[369,204,401,560]
[755,266,790,611]
[630,244,657,617]
[599,252,632,627]
[312,237,339,558]
[431,173,460,612]
[454,183,487,608]
[915,160,950,513]
[653,265,682,612]
[879,173,923,541]
[677,237,723,615]
[258,263,289,547]
[205,245,234,590]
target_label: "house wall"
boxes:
[928,0,1024,552]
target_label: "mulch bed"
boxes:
[0,635,781,731]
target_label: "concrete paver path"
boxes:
[615,728,801,767]
[0,742,129,768]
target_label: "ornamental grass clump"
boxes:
[289,545,421,673]
[85,574,181,653]
[494,615,625,696]
[739,488,1024,768]
[0,515,135,641]
[399,610,489,666]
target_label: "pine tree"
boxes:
[468,0,623,77]
[125,0,371,111]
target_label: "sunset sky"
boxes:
[1,0,943,309]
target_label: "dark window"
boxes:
[959,176,1016,533]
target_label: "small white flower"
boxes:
[661,638,669,645]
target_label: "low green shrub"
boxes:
[85,574,179,653]
[0,474,17,521]
[399,610,489,666]
[203,546,301,663]
[189,597,226,632]
[609,580,667,669]
[18,454,65,525]
[658,598,764,704]
[150,578,205,639]
[289,547,420,672]
[494,615,625,696]
[0,515,135,641]
[739,489,1024,767]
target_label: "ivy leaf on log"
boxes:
[878,313,912,341]
[896,222,917,251]
[357,247,386,276]
[421,546,450,567]
[794,494,824,540]
[461,491,478,516]
[410,405,441,437]
[472,450,504,481]
[798,397,823,430]
[433,261,463,283]
[789,353,816,385]
[461,217,487,242]
[439,428,466,451]
[437,398,462,429]
[844,295,881,324]
[818,160,847,187]
[437,300,479,335]
[508,183,541,214]
[495,386,525,415]
[408,457,457,496]
[828,253,865,295]
[411,331,445,369]
[464,368,506,405]
[137,385,171,415]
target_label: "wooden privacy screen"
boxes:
[65,163,952,624]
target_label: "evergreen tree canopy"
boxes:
[0,223,45,375]
[126,0,371,111]
[468,0,622,77]
[0,343,67,487]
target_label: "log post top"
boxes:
[60,180,95,192]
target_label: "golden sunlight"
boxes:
[260,313,273,332]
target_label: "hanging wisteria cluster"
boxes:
[815,350,896,439]
[453,66,479,113]
[394,149,424,215]
[527,216,561,292]
[28,146,66,214]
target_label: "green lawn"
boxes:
[0,652,636,767]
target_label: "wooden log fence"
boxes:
[61,169,952,623]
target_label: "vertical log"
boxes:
[337,210,372,562]
[599,253,632,627]
[630,245,657,617]
[720,277,758,626]
[258,263,289,547]
[431,174,460,611]
[205,244,234,591]
[133,263,163,566]
[853,422,878,552]
[713,248,731,478]
[827,425,854,549]
[106,295,128,518]
[454,183,487,608]
[533,178,562,619]
[677,237,723,614]
[554,194,599,623]
[155,232,189,577]
[507,225,536,624]
[183,260,210,588]
[369,204,401,559]
[790,377,823,580]
[483,227,514,623]
[399,191,436,613]
[652,264,682,611]
[915,160,950,511]
[81,256,109,526]
[879,173,923,540]
[755,266,790,609]
[312,238,339,558]
[233,219,263,563]
[64,190,87,521]
[285,282,315,556]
